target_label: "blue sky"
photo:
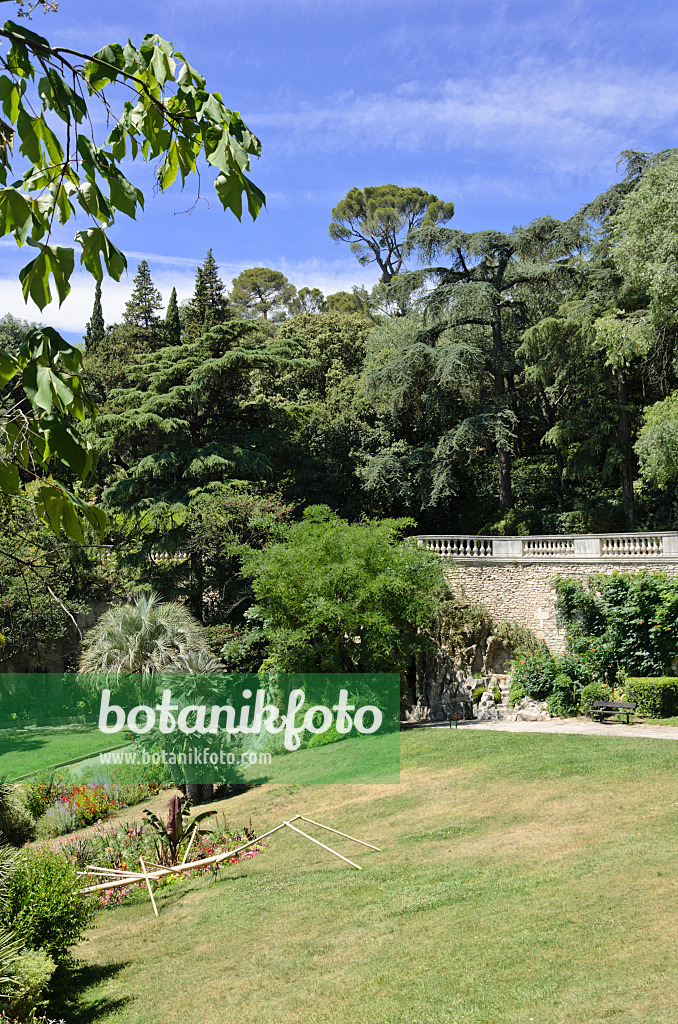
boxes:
[2,0,678,343]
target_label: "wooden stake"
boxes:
[298,816,381,851]
[139,857,158,918]
[79,816,374,897]
[84,865,144,879]
[80,822,287,894]
[283,820,362,870]
[181,826,198,865]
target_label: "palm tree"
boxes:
[78,592,206,679]
[79,595,224,803]
[165,649,225,804]
[164,650,225,674]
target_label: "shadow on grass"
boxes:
[0,732,48,756]
[49,960,132,1023]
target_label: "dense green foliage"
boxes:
[624,677,678,717]
[7,123,678,676]
[239,506,445,672]
[553,571,678,680]
[0,16,265,544]
[2,847,95,961]
[509,647,595,714]
[510,572,678,716]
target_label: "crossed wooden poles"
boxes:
[79,814,380,917]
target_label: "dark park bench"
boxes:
[589,700,637,724]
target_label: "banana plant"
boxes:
[142,795,216,867]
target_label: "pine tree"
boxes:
[124,260,163,329]
[165,287,181,346]
[84,281,105,354]
[183,249,230,339]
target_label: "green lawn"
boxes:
[59,730,678,1024]
[0,725,125,779]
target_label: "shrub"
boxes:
[579,681,612,712]
[240,506,445,673]
[507,679,527,706]
[546,691,571,718]
[509,647,556,703]
[18,786,50,824]
[2,848,96,962]
[65,785,124,828]
[494,620,545,660]
[0,788,36,847]
[3,947,55,1022]
[544,674,579,718]
[307,721,346,748]
[624,677,678,718]
[35,803,76,840]
[509,647,596,709]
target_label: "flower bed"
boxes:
[52,813,264,907]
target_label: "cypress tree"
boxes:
[165,287,181,346]
[84,281,105,353]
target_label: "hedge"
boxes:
[624,677,678,718]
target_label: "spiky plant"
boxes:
[78,592,207,679]
[166,650,225,674]
[0,842,22,1003]
[165,650,226,804]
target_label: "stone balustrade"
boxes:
[416,531,678,561]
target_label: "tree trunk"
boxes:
[555,449,566,491]
[617,368,635,528]
[186,783,213,805]
[493,320,513,509]
[191,550,205,622]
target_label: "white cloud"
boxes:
[252,62,678,171]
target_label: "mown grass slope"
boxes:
[63,730,678,1024]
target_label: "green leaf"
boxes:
[244,176,266,221]
[77,180,113,223]
[0,188,32,243]
[35,483,63,535]
[0,462,20,495]
[43,414,91,478]
[0,75,24,123]
[85,44,126,91]
[157,139,179,190]
[61,499,85,543]
[22,362,53,413]
[0,349,19,384]
[214,171,243,221]
[75,227,126,282]
[83,503,106,539]
[19,242,74,309]
[108,170,143,218]
[16,110,41,165]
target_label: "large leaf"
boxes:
[0,461,20,495]
[18,241,74,309]
[75,227,126,282]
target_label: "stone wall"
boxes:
[0,600,109,673]
[442,559,678,653]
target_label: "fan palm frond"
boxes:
[78,593,207,677]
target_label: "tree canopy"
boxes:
[329,185,454,284]
[0,14,265,543]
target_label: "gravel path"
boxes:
[409,718,678,740]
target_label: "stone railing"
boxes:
[416,531,678,560]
